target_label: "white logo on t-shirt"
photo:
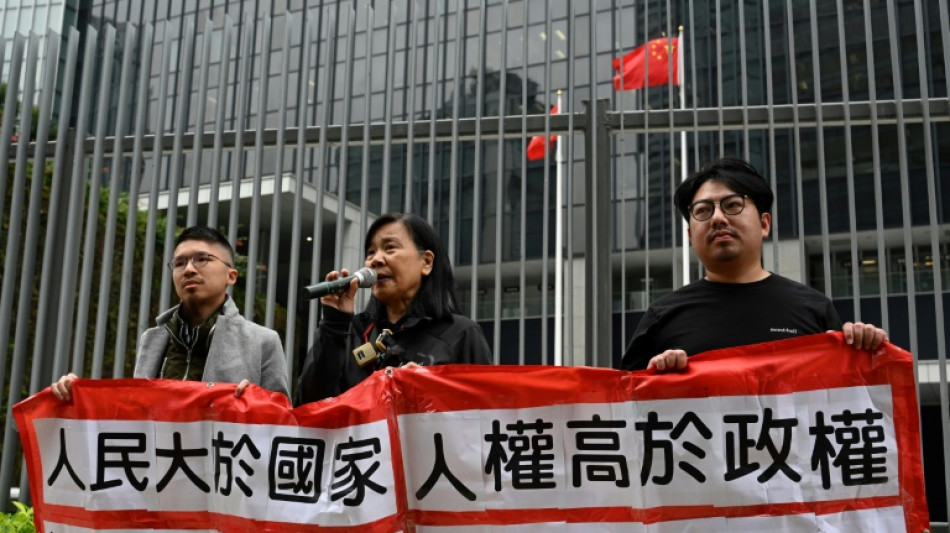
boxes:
[770,327,799,335]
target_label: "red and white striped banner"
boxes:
[15,333,929,532]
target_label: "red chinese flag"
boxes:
[526,104,559,161]
[613,36,680,91]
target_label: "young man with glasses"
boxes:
[52,226,290,400]
[619,157,887,372]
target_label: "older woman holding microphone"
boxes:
[295,213,492,405]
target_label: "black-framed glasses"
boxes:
[168,252,232,271]
[687,194,748,221]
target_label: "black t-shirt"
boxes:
[620,274,842,370]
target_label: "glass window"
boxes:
[443,12,457,40]
[506,26,523,67]
[351,57,366,92]
[486,4,503,33]
[465,5,482,37]
[370,54,387,93]
[32,6,47,33]
[371,27,388,54]
[505,0,524,28]
[572,15,590,56]
[526,24,548,65]
[595,12,614,53]
[3,9,19,37]
[526,1,546,25]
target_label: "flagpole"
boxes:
[554,90,564,366]
[678,26,690,286]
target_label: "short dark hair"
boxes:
[175,226,236,266]
[364,213,461,320]
[673,157,774,221]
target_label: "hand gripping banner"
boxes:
[15,333,929,532]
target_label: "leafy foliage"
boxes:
[0,502,36,533]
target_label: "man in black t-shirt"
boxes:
[620,158,887,372]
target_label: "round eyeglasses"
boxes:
[168,252,233,271]
[687,194,748,222]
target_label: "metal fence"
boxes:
[0,0,948,524]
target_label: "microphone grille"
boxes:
[356,267,377,288]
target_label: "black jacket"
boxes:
[295,305,492,405]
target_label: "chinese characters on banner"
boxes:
[14,333,929,532]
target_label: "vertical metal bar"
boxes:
[309,4,339,348]
[914,0,950,519]
[518,0,528,365]
[642,0,651,313]
[715,0,723,155]
[0,29,5,84]
[540,0,552,365]
[492,0,508,363]
[565,0,576,365]
[266,12,294,328]
[115,23,155,376]
[588,6,610,368]
[52,27,98,378]
[333,3,357,270]
[404,0,419,212]
[228,18,254,268]
[762,0,779,275]
[447,0,462,263]
[92,24,136,378]
[245,14,272,318]
[585,98,611,368]
[37,27,79,384]
[834,1,860,319]
[354,1,374,314]
[187,18,214,227]
[0,33,25,403]
[885,0,919,359]
[358,0,374,252]
[159,18,196,313]
[10,28,60,504]
[935,0,950,519]
[688,0,698,173]
[665,1,679,290]
[72,24,117,375]
[861,0,888,332]
[381,2,398,215]
[615,0,627,358]
[738,0,749,160]
[786,0,807,282]
[208,18,232,228]
[138,21,173,342]
[470,0,486,331]
[425,0,440,223]
[807,0,832,299]
[287,13,315,378]
[0,34,24,246]
[0,31,40,507]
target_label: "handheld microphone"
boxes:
[302,267,377,300]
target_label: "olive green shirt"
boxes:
[159,300,226,381]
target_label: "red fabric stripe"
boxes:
[385,333,906,413]
[38,504,404,532]
[361,322,376,343]
[38,496,905,530]
[412,496,904,526]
